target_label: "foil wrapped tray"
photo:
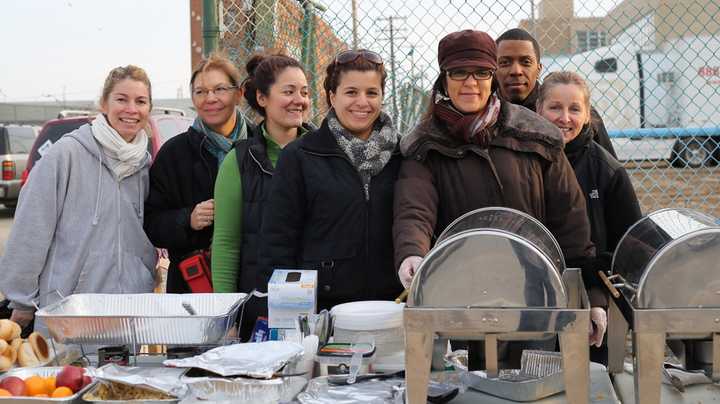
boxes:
[35,293,248,345]
[185,375,307,403]
[0,366,96,404]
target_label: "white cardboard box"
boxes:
[268,269,317,329]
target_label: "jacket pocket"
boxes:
[74,251,117,294]
[121,252,156,294]
[301,240,357,297]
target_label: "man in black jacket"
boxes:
[495,28,617,158]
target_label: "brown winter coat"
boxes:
[393,101,595,269]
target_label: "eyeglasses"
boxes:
[334,49,384,66]
[191,85,238,99]
[446,69,494,81]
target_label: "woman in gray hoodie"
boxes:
[0,66,157,332]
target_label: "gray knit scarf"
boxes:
[328,109,398,200]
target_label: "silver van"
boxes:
[0,125,36,208]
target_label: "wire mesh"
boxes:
[216,0,720,218]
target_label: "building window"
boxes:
[577,31,607,52]
[594,58,617,73]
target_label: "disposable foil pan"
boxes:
[462,369,565,402]
[35,293,248,345]
[81,383,179,404]
[185,375,307,403]
[0,366,96,404]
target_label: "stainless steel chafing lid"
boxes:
[611,208,720,308]
[437,207,565,272]
[409,208,567,308]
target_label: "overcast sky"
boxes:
[0,0,190,103]
[0,0,619,103]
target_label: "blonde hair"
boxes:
[536,71,591,113]
[101,65,152,107]
[190,51,242,89]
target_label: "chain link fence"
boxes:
[216,0,720,218]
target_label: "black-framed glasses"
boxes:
[334,49,384,66]
[191,85,238,99]
[446,69,494,81]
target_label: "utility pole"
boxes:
[351,0,359,49]
[529,0,536,39]
[202,0,220,57]
[377,16,407,124]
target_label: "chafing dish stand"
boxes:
[404,268,591,404]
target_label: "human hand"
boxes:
[190,199,215,230]
[10,309,34,328]
[589,307,607,348]
[398,256,423,289]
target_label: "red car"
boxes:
[22,111,193,187]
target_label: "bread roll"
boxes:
[8,321,21,341]
[2,339,18,364]
[28,332,50,363]
[17,341,40,367]
[0,320,14,341]
[0,356,12,372]
[0,339,7,355]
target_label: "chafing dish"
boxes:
[403,207,591,404]
[604,208,720,403]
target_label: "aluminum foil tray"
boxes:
[185,375,307,403]
[81,383,179,404]
[35,293,248,345]
[0,366,96,404]
[462,369,565,402]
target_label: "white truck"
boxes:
[542,27,720,167]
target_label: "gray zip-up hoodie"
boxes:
[0,124,156,313]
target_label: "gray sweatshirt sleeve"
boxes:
[0,147,68,311]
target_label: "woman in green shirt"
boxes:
[211,53,312,340]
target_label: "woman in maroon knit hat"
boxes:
[393,29,607,369]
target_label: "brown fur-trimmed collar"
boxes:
[401,101,564,162]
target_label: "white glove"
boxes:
[589,307,607,348]
[398,256,423,289]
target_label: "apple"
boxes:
[56,365,85,393]
[81,375,92,389]
[0,376,27,396]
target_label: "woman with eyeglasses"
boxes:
[259,49,404,311]
[145,52,250,293]
[211,52,314,340]
[393,30,602,369]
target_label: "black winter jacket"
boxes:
[144,126,220,293]
[259,119,404,312]
[565,126,642,255]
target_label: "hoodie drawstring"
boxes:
[92,140,103,225]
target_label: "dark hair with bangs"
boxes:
[323,50,387,107]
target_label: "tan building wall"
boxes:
[520,0,720,56]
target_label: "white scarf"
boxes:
[91,113,149,180]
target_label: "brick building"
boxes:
[190,0,347,118]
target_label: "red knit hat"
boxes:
[438,30,497,71]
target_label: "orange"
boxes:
[44,376,56,393]
[51,387,73,398]
[0,389,11,397]
[33,393,49,397]
[25,375,48,396]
